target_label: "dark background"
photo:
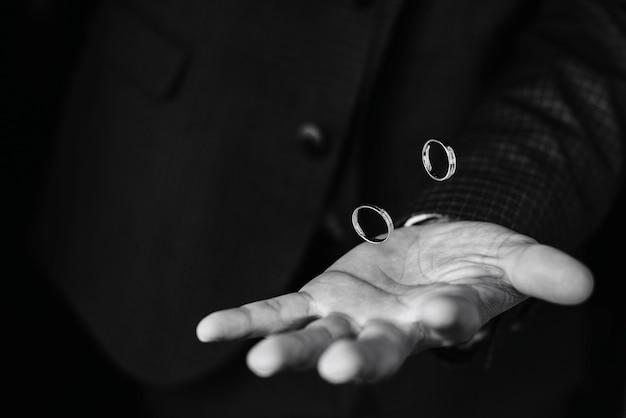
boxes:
[5,1,625,416]
[6,1,143,415]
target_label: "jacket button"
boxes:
[296,123,329,158]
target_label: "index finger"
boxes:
[196,292,319,342]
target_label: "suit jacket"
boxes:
[33,0,625,385]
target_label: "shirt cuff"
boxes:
[403,213,446,227]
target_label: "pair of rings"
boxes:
[351,139,455,244]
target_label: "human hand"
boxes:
[196,220,593,384]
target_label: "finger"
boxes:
[502,244,594,305]
[420,294,483,345]
[246,314,355,377]
[196,292,317,342]
[317,320,413,384]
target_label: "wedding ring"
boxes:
[422,139,456,181]
[351,204,394,244]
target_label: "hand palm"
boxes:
[304,222,528,331]
[197,221,593,383]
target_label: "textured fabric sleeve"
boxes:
[411,0,626,250]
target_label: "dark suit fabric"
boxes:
[32,0,625,416]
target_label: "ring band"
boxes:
[422,139,456,181]
[351,204,394,244]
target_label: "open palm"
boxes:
[197,221,593,383]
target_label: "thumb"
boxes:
[502,244,594,305]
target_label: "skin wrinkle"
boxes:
[475,278,525,320]
[243,294,317,336]
[433,260,504,282]
[393,292,416,315]
[495,234,539,304]
[396,230,421,284]
[410,319,443,353]
[301,279,369,331]
[486,229,516,263]
[297,290,321,318]
[323,268,403,295]
[237,305,256,338]
[409,232,434,286]
[308,270,423,332]
[433,229,531,320]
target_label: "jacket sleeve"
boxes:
[409,0,626,251]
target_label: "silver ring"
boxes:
[351,204,394,244]
[422,139,456,181]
